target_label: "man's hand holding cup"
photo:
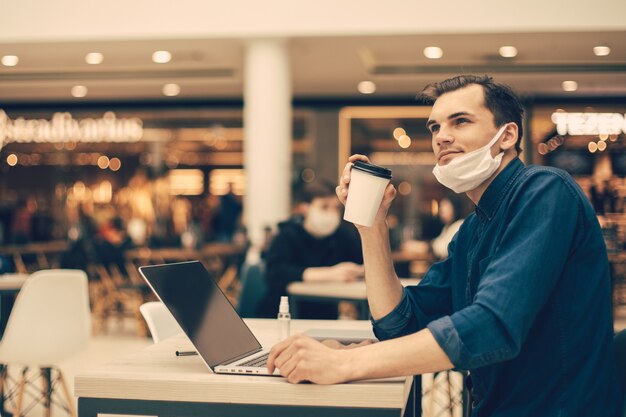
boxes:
[336,154,395,229]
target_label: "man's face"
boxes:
[427,84,500,166]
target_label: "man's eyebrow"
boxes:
[448,111,474,119]
[426,111,474,128]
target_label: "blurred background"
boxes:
[1,1,625,416]
[2,0,626,307]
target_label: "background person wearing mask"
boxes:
[257,180,363,319]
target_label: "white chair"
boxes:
[139,301,182,343]
[0,269,91,417]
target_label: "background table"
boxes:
[287,279,420,320]
[75,319,418,417]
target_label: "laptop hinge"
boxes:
[218,347,264,366]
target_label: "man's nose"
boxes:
[435,128,454,147]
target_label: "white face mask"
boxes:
[432,125,507,193]
[304,206,341,238]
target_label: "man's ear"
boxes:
[500,123,519,151]
[300,202,311,217]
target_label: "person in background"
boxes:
[257,179,363,319]
[214,183,243,243]
[97,216,133,275]
[589,178,616,215]
[430,197,464,259]
[268,75,622,416]
[401,197,465,261]
[9,198,36,244]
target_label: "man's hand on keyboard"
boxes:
[267,333,355,384]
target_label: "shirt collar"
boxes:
[475,158,524,221]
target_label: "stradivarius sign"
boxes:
[0,110,143,150]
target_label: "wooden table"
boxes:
[0,241,67,274]
[75,319,417,417]
[287,279,420,320]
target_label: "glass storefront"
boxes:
[0,106,315,247]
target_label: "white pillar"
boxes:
[243,39,292,248]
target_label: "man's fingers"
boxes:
[341,162,353,184]
[277,354,298,378]
[269,334,311,373]
[267,337,294,372]
[338,154,369,203]
[381,184,397,208]
[321,339,345,349]
[348,154,370,163]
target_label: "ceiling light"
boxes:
[71,85,88,98]
[85,52,104,65]
[499,46,518,58]
[109,157,122,171]
[398,135,411,148]
[357,81,376,94]
[393,127,406,140]
[423,46,443,59]
[597,140,607,151]
[593,46,611,57]
[152,50,172,64]
[162,83,181,96]
[562,81,578,92]
[97,155,110,169]
[1,55,18,67]
[588,142,598,153]
[6,154,18,166]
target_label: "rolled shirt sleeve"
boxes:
[372,240,456,341]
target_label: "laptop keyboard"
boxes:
[239,352,270,368]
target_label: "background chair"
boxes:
[236,260,267,318]
[0,269,91,417]
[139,301,183,343]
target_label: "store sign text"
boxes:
[0,110,143,150]
[551,112,626,136]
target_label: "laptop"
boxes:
[138,260,278,376]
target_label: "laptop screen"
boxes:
[139,261,262,368]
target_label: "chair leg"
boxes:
[446,370,453,413]
[14,367,27,417]
[429,373,436,417]
[0,365,7,410]
[41,367,52,417]
[57,370,77,417]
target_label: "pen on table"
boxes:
[176,350,198,356]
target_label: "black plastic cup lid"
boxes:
[352,161,392,179]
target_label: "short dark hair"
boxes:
[296,179,337,204]
[419,75,524,154]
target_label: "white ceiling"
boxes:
[1,31,625,103]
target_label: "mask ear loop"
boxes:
[489,124,509,154]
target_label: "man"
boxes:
[257,179,364,319]
[267,75,623,416]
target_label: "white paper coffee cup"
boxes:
[343,161,392,227]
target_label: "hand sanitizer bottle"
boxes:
[277,296,291,340]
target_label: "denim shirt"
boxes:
[373,158,623,416]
